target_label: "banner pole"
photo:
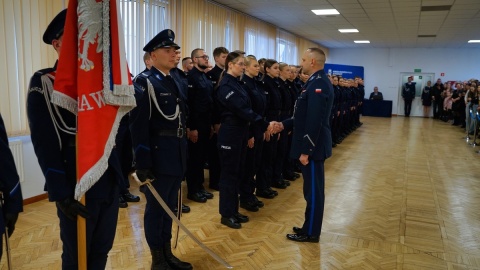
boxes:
[76,134,87,270]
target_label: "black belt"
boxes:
[156,128,185,138]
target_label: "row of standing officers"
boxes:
[25,8,347,269]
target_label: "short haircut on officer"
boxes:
[212,47,229,57]
[191,48,204,59]
[307,47,326,63]
[143,52,151,62]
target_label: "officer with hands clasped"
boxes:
[402,76,416,117]
[185,48,215,203]
[130,29,192,270]
[277,48,334,243]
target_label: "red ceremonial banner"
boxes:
[52,0,135,200]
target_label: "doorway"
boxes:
[397,73,435,117]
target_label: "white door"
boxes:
[397,73,435,117]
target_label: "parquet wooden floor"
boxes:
[2,116,480,269]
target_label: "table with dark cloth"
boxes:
[362,99,392,117]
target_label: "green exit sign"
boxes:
[414,68,421,72]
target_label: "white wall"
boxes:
[327,48,480,114]
[8,136,46,199]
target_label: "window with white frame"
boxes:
[276,29,297,64]
[119,0,170,76]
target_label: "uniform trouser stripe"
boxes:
[308,160,316,235]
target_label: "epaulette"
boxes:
[33,67,55,77]
[29,67,56,94]
[139,71,152,78]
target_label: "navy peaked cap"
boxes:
[43,9,67,44]
[143,29,180,52]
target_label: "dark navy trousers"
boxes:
[57,185,119,270]
[144,173,182,249]
[217,125,248,218]
[186,123,210,195]
[299,159,325,237]
[239,134,264,203]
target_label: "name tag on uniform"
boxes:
[159,93,171,96]
[225,91,234,99]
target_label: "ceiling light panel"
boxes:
[312,9,339,15]
[339,29,359,33]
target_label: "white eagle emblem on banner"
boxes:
[78,0,103,71]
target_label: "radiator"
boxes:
[8,140,24,183]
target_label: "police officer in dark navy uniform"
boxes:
[185,48,215,203]
[256,59,282,198]
[171,50,189,94]
[169,51,192,214]
[130,29,192,270]
[279,48,334,243]
[238,55,267,212]
[403,76,416,117]
[116,115,141,209]
[27,9,124,268]
[205,47,229,191]
[216,52,275,229]
[0,113,23,260]
[273,63,294,188]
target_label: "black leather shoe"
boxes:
[292,226,303,233]
[272,181,287,189]
[150,249,172,270]
[286,233,319,243]
[221,217,241,229]
[240,201,259,212]
[119,196,128,208]
[181,204,190,213]
[294,173,300,179]
[174,204,191,214]
[234,212,249,223]
[123,192,140,202]
[164,243,193,270]
[187,192,207,203]
[199,189,214,199]
[253,197,264,208]
[267,188,278,196]
[283,180,290,186]
[256,189,275,199]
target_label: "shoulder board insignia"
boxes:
[33,67,55,76]
[140,72,151,78]
[308,76,315,81]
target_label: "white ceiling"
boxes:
[211,0,480,48]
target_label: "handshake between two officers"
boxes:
[266,121,285,138]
